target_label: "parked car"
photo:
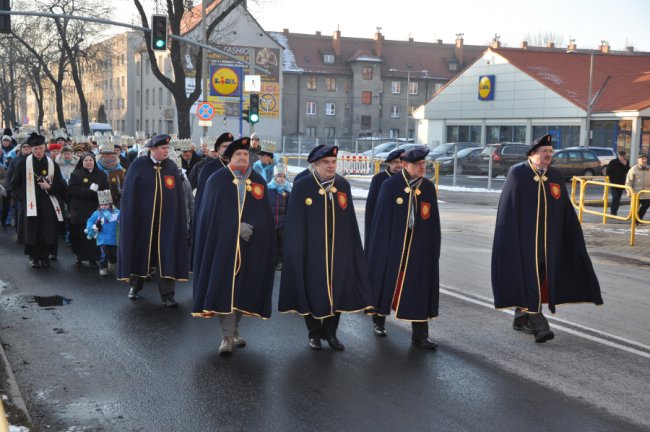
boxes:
[426,142,482,161]
[362,141,400,157]
[551,148,602,178]
[476,143,529,177]
[374,143,426,160]
[564,146,616,167]
[436,147,483,174]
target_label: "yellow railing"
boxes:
[0,399,8,432]
[571,175,649,245]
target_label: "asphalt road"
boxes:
[1,198,649,431]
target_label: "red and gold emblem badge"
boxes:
[421,202,431,220]
[164,175,175,190]
[251,182,264,200]
[337,192,348,210]
[549,182,561,200]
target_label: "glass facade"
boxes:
[590,120,632,154]
[532,125,580,149]
[446,125,481,143]
[487,126,526,143]
[640,119,650,154]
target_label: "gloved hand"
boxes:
[89,183,99,192]
[240,222,254,242]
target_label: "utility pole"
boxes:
[201,0,208,138]
[405,68,410,141]
[584,54,594,149]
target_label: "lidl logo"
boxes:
[478,75,495,101]
[210,66,240,97]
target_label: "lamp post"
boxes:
[389,67,426,141]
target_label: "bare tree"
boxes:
[132,0,246,138]
[524,32,566,48]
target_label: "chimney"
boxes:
[520,41,528,50]
[283,28,289,34]
[437,39,443,44]
[374,27,383,57]
[626,45,635,52]
[455,33,464,65]
[546,41,555,48]
[600,40,610,54]
[408,33,414,43]
[491,34,501,49]
[315,31,321,36]
[332,28,341,56]
[567,39,577,53]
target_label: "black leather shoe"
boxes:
[513,314,535,334]
[325,337,345,351]
[49,254,57,261]
[30,259,41,268]
[412,338,438,350]
[529,313,555,343]
[308,338,322,350]
[373,325,387,337]
[41,258,50,268]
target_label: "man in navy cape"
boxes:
[188,132,233,190]
[364,148,405,251]
[279,145,373,351]
[492,134,602,343]
[117,134,189,307]
[192,137,276,356]
[366,147,441,349]
[292,144,326,183]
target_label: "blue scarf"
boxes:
[268,179,292,194]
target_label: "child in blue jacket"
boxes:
[85,190,120,276]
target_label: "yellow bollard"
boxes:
[630,192,637,246]
[374,160,381,174]
[0,400,8,432]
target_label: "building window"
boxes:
[158,88,163,105]
[325,102,336,116]
[325,127,336,138]
[409,82,419,95]
[145,58,150,75]
[448,62,458,71]
[136,61,140,76]
[158,119,163,133]
[167,90,172,105]
[447,125,482,143]
[361,91,372,105]
[390,105,401,118]
[434,83,443,94]
[360,115,371,129]
[306,127,316,137]
[391,81,401,94]
[306,101,317,115]
[145,119,149,133]
[323,54,335,64]
[145,89,149,106]
[167,120,173,134]
[326,78,336,91]
[136,119,140,131]
[532,125,581,149]
[487,126,526,144]
[121,120,125,131]
[307,77,317,90]
[362,66,373,80]
[389,129,400,138]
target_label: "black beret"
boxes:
[223,137,251,159]
[385,148,406,163]
[145,134,171,148]
[214,132,234,150]
[27,132,46,147]
[306,144,326,163]
[3,128,12,136]
[259,150,274,158]
[527,134,552,156]
[55,136,66,142]
[309,145,338,163]
[401,146,430,162]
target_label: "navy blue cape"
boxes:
[117,157,189,281]
[279,173,372,318]
[491,163,602,313]
[364,169,392,251]
[366,172,441,321]
[293,168,310,183]
[192,168,276,318]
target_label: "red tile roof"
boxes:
[279,32,486,78]
[492,48,650,112]
[180,0,222,36]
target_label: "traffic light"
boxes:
[0,0,11,35]
[249,94,259,124]
[151,15,168,51]
[241,109,250,123]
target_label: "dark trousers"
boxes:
[639,199,650,220]
[129,270,175,301]
[373,315,429,340]
[1,196,10,225]
[99,245,117,269]
[305,313,340,339]
[610,188,624,215]
[275,228,284,264]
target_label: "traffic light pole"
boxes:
[0,10,271,75]
[201,0,208,138]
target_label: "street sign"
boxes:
[244,75,261,92]
[196,102,215,121]
[198,120,213,127]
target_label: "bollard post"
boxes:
[487,146,494,191]
[434,162,440,193]
[630,191,637,246]
[603,183,609,224]
[297,137,302,168]
[374,160,381,174]
[283,155,289,170]
[452,143,458,187]
[578,180,587,223]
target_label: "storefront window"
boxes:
[487,126,526,144]
[591,120,632,153]
[532,126,580,149]
[446,125,481,143]
[641,119,650,154]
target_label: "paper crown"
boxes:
[170,138,193,152]
[97,190,113,205]
[261,140,276,154]
[274,163,286,177]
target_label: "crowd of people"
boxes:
[0,128,613,356]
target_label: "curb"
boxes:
[0,336,32,428]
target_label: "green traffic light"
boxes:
[155,39,165,49]
[250,113,259,123]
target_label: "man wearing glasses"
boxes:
[249,133,261,165]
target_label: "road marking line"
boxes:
[440,286,650,360]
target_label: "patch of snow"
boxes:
[351,187,368,199]
[438,185,502,194]
[269,33,304,73]
[528,66,564,86]
[10,426,30,432]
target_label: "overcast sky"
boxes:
[111,0,650,51]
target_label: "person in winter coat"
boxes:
[605,151,630,216]
[85,190,120,276]
[626,153,650,220]
[96,142,127,208]
[55,147,80,184]
[68,153,109,266]
[253,147,276,183]
[1,135,15,169]
[267,164,291,269]
[6,143,31,236]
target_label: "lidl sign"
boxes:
[478,75,495,101]
[210,66,241,97]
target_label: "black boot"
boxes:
[529,313,555,343]
[512,308,535,334]
[372,314,387,337]
[411,322,438,350]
